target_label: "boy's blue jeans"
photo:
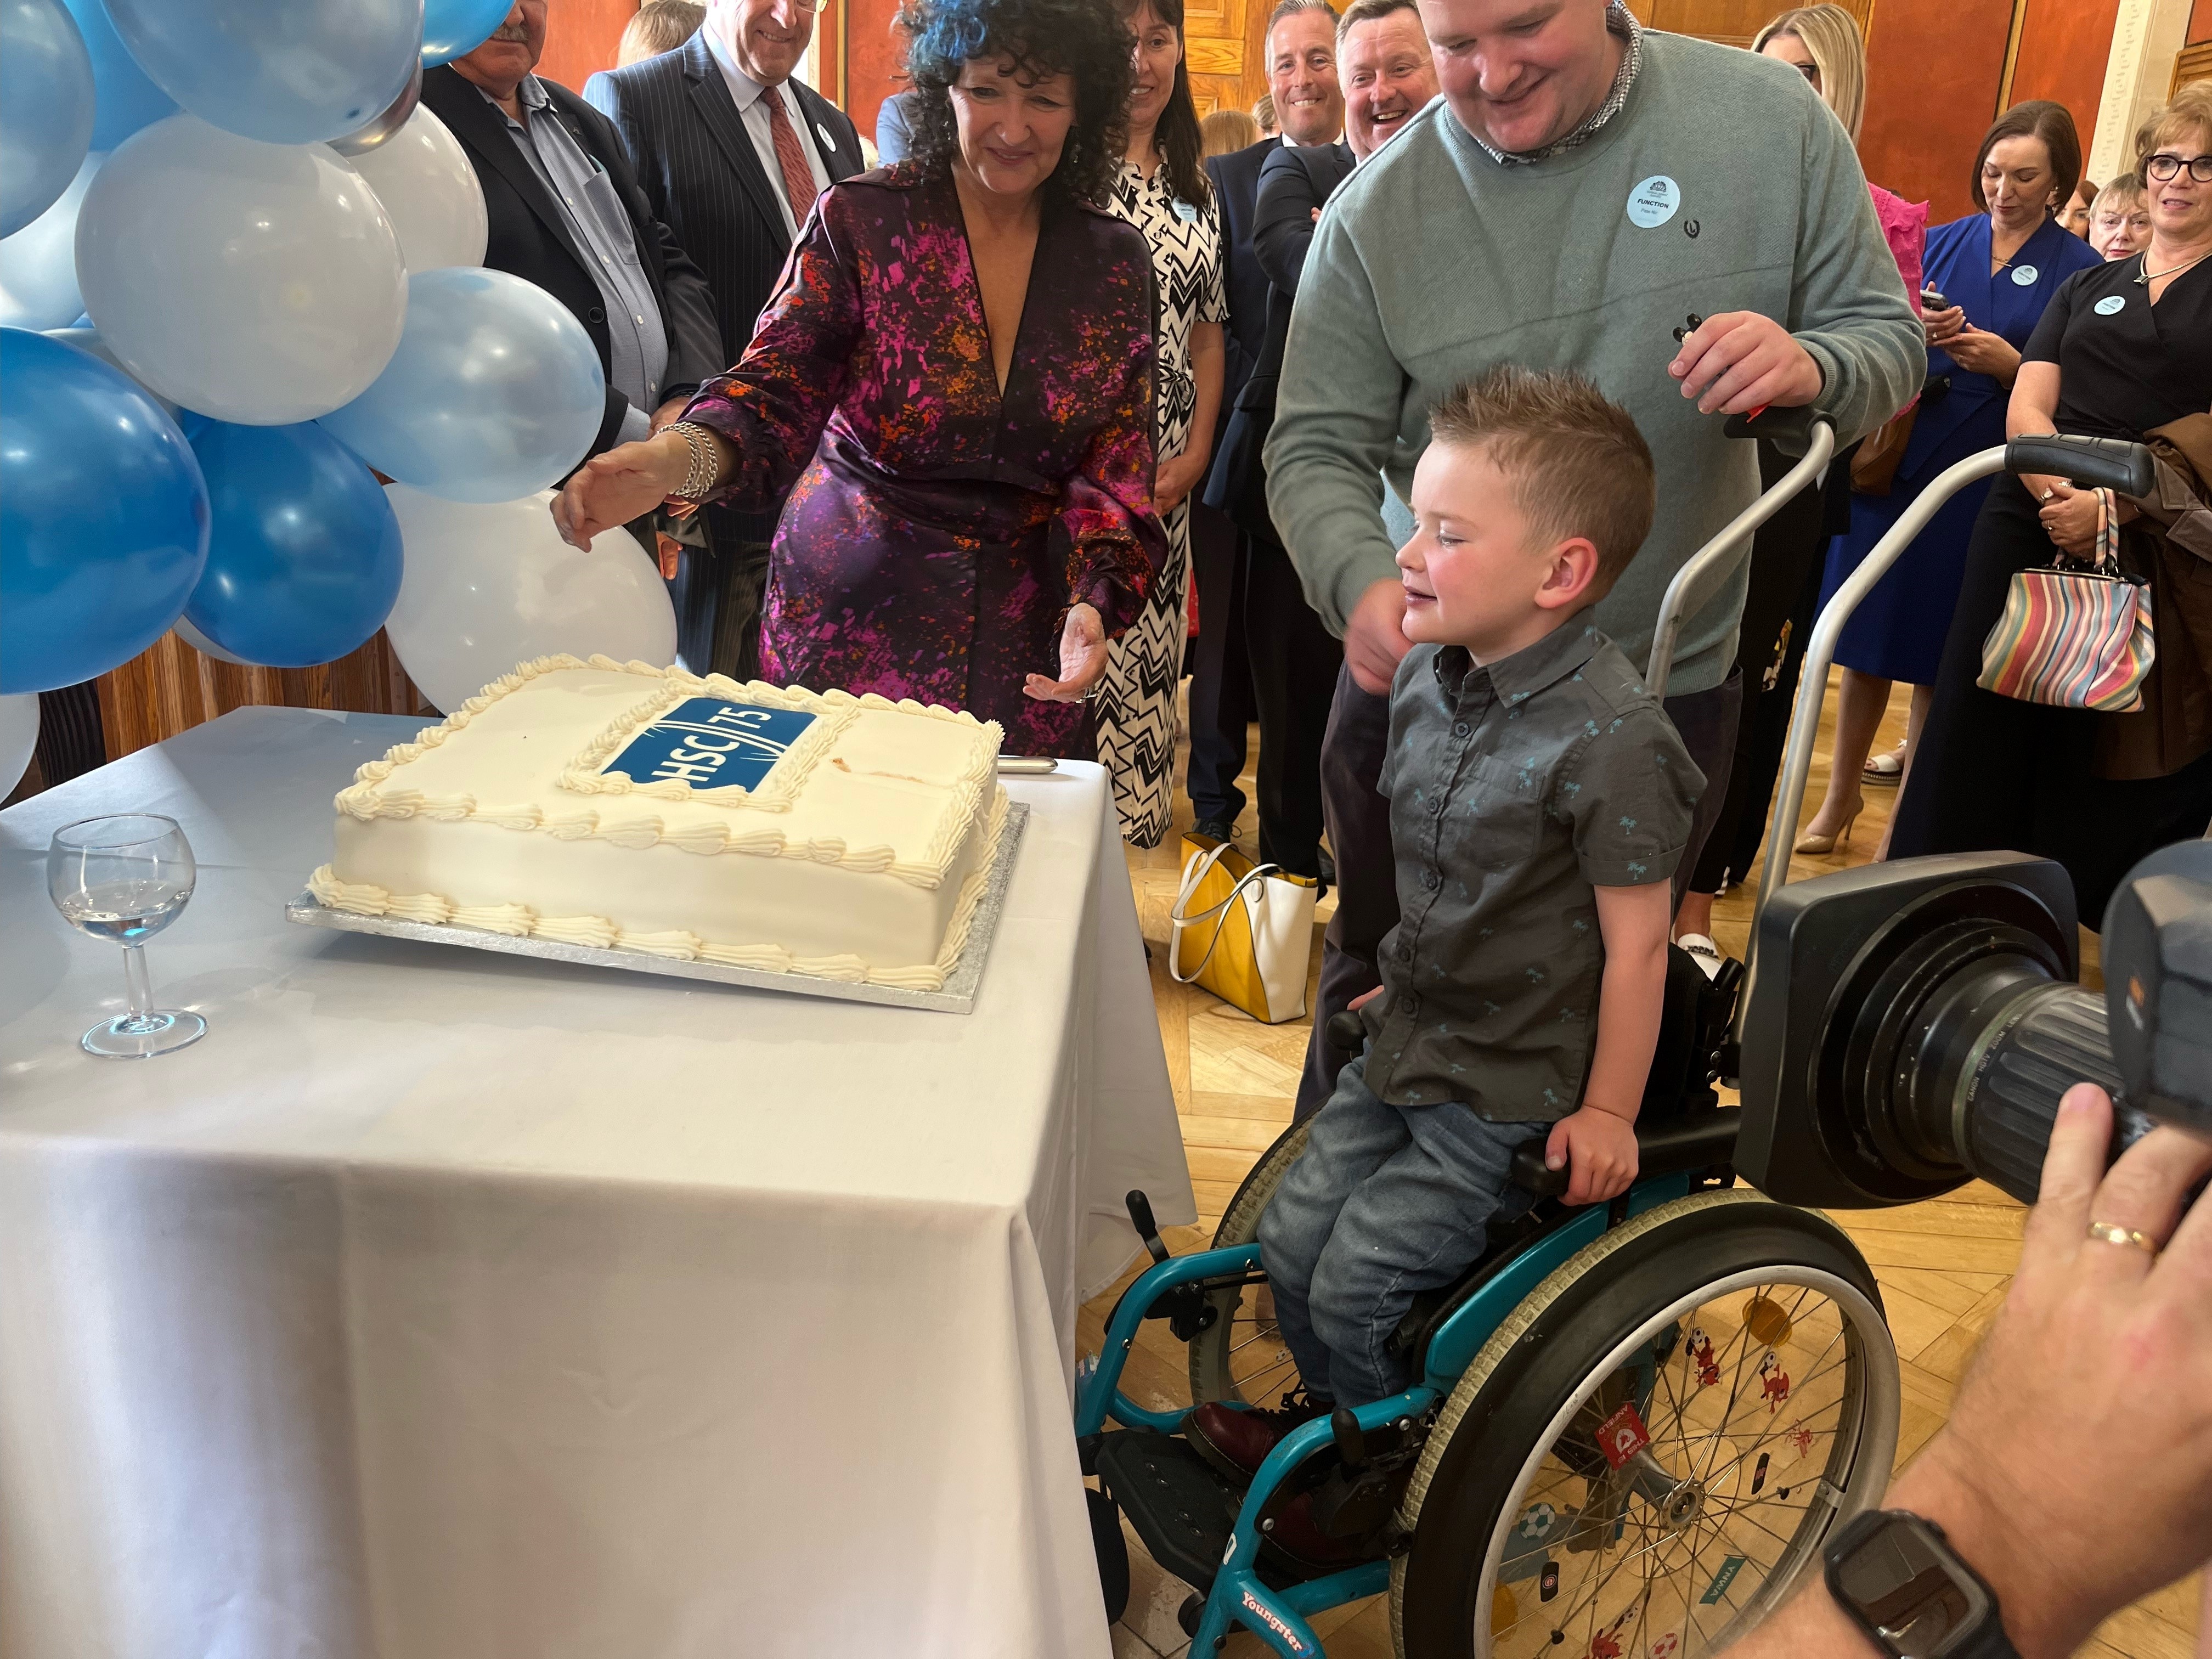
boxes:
[1257,1054,1545,1406]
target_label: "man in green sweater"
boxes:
[1267,0,1921,1119]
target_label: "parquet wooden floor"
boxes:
[1088,673,2202,1659]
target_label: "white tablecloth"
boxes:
[0,708,1194,1659]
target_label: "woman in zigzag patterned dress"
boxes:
[1097,0,1228,846]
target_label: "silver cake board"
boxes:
[284,803,1028,1015]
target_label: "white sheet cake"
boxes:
[309,656,1009,990]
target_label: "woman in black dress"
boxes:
[1889,84,2212,926]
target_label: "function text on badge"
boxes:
[1626,175,1681,228]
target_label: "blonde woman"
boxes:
[1200,107,1260,157]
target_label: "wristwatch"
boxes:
[1823,1508,2019,1659]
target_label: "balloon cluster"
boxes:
[0,0,675,710]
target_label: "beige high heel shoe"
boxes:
[1795,804,1861,856]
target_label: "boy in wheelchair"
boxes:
[1188,368,1702,1526]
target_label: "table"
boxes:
[0,709,1194,1659]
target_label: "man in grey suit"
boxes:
[585,0,862,680]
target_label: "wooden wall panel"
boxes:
[95,631,429,761]
[1860,0,2019,223]
[1639,0,1869,48]
[2007,0,2125,166]
[538,0,638,91]
[848,0,904,142]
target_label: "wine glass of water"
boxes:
[47,814,207,1059]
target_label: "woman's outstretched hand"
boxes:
[551,431,692,549]
[1023,602,1109,703]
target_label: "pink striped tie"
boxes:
[764,89,818,230]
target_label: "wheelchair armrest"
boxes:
[1509,1108,1742,1198]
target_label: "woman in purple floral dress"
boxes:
[552,0,1164,758]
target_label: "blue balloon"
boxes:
[422,0,510,66]
[59,0,173,148]
[319,267,606,505]
[0,329,208,695]
[182,421,404,668]
[102,0,419,147]
[1,0,95,237]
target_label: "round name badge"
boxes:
[1626,175,1681,229]
[2011,264,2038,286]
[2095,294,2126,315]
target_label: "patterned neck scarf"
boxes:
[1464,0,1644,166]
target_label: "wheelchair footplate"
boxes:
[1097,1430,1306,1595]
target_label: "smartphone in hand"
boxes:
[1921,287,1950,311]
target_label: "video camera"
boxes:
[1733,839,2212,1207]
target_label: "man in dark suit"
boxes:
[585,0,862,679]
[1205,136,1352,887]
[1187,0,1344,875]
[425,3,725,464]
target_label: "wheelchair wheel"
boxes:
[1389,1188,1898,1659]
[1186,1119,1310,1406]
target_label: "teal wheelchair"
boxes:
[1073,422,2162,1659]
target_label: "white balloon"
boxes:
[0,150,99,330]
[172,614,254,667]
[381,486,677,713]
[0,692,38,800]
[76,113,405,425]
[343,104,487,273]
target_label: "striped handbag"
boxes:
[1977,488,2156,714]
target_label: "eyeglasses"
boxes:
[2144,151,2212,183]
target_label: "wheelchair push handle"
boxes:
[2004,433,2154,498]
[1721,403,1823,452]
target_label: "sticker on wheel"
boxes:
[1596,1400,1653,1468]
[1759,1351,1792,1412]
[1785,1424,1816,1462]
[1515,1502,1559,1541]
[1700,1554,1748,1605]
[1650,1634,1680,1659]
[1688,1327,1720,1387]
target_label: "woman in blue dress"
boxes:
[1796,99,2100,853]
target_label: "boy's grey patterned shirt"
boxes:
[1363,618,1703,1123]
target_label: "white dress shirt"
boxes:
[701,24,832,243]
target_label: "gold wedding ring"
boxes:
[2086,1220,2159,1256]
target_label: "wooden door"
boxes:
[1184,0,1269,119]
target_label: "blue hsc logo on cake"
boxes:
[602,698,817,791]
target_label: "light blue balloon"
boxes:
[1,0,95,238]
[102,0,420,147]
[422,0,511,66]
[0,328,209,695]
[319,267,606,506]
[59,0,173,148]
[182,420,404,668]
[0,152,99,331]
